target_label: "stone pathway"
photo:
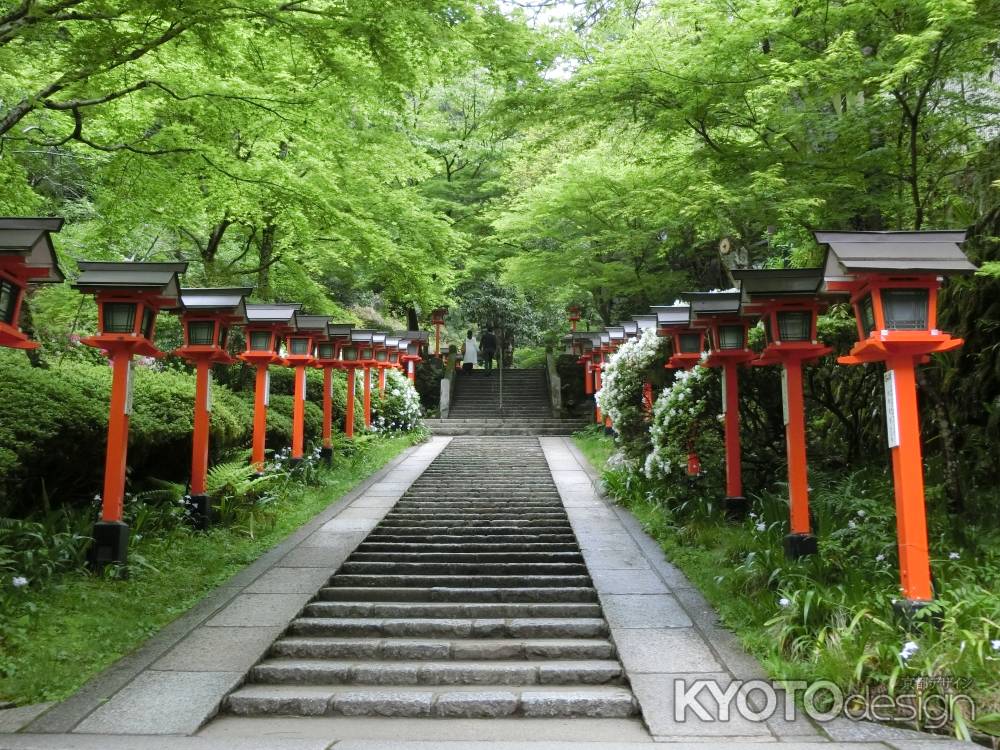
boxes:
[0,435,976,748]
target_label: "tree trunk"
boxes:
[257,223,276,298]
[916,368,964,514]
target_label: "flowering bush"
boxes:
[371,369,424,433]
[642,364,727,509]
[594,327,664,465]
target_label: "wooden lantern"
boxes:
[0,218,64,349]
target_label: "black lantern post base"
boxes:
[320,446,333,465]
[88,521,129,572]
[783,532,818,560]
[892,598,939,627]
[288,457,303,468]
[723,495,747,522]
[185,494,212,531]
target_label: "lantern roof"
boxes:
[731,268,824,299]
[372,331,387,345]
[351,329,375,343]
[385,335,400,348]
[599,331,611,345]
[327,322,353,338]
[396,329,430,343]
[73,261,187,305]
[621,321,639,337]
[0,217,65,283]
[651,304,691,326]
[683,291,742,316]
[179,287,252,319]
[245,302,301,325]
[633,314,658,331]
[607,325,625,341]
[293,313,330,334]
[816,230,975,282]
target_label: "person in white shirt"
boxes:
[462,330,479,374]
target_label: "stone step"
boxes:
[363,534,578,545]
[357,544,580,555]
[327,574,593,588]
[289,617,608,639]
[303,601,600,619]
[348,552,583,564]
[382,513,569,521]
[371,524,573,533]
[430,428,584,436]
[251,659,624,686]
[226,684,638,718]
[269,637,616,661]
[318,587,598,603]
[337,563,588,576]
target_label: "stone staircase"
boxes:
[224,437,637,719]
[432,369,589,436]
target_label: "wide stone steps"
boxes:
[226,684,637,718]
[251,659,624,686]
[223,436,638,721]
[304,601,599,618]
[270,637,616,661]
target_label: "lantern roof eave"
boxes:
[73,261,188,305]
[245,302,302,325]
[179,287,252,320]
[731,268,824,298]
[0,217,65,283]
[815,230,976,286]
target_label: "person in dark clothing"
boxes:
[480,328,498,374]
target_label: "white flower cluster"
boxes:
[644,365,712,479]
[371,370,424,433]
[595,327,663,426]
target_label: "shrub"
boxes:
[371,369,425,433]
[595,327,665,464]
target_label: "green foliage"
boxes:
[578,434,1000,741]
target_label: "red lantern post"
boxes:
[349,329,376,429]
[734,270,831,558]
[240,303,300,472]
[398,330,429,383]
[817,230,976,610]
[381,335,400,393]
[175,288,252,527]
[0,218,64,350]
[288,314,331,464]
[686,291,756,520]
[372,332,389,395]
[431,308,447,357]
[567,305,581,332]
[338,330,363,439]
[319,323,353,459]
[73,261,188,568]
[633,315,658,414]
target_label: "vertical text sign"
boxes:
[264,370,271,407]
[781,366,790,426]
[721,368,728,414]
[884,370,900,449]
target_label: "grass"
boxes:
[0,433,419,706]
[572,429,1000,744]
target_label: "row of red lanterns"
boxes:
[0,218,430,568]
[566,230,977,615]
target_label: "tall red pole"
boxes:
[887,357,933,602]
[642,381,654,414]
[251,364,269,472]
[190,360,212,497]
[722,360,744,518]
[435,325,441,357]
[345,367,356,439]
[583,361,593,395]
[322,367,333,450]
[593,364,603,424]
[407,359,416,383]
[379,366,387,394]
[291,364,306,461]
[101,351,132,523]
[784,360,810,535]
[363,365,372,428]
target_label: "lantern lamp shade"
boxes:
[102,302,137,334]
[0,278,20,324]
[186,320,216,346]
[218,325,229,347]
[288,336,311,355]
[316,342,336,359]
[777,311,812,341]
[717,324,745,350]
[881,289,929,329]
[341,343,359,362]
[249,330,273,351]
[0,218,65,283]
[678,332,702,353]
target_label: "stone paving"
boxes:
[0,435,978,749]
